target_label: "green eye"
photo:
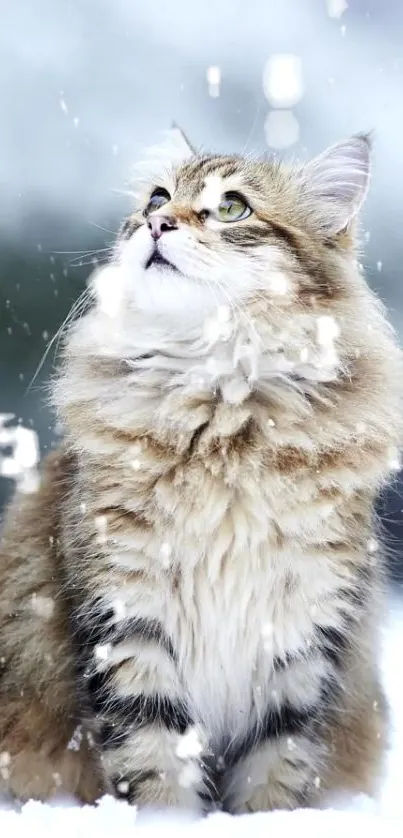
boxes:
[144,188,171,216]
[216,192,251,222]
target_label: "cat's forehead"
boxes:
[171,155,266,200]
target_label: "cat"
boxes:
[0,130,401,814]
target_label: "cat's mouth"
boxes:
[145,249,179,273]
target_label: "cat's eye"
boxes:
[216,192,252,222]
[143,187,171,217]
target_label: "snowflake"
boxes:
[178,762,201,788]
[113,599,127,620]
[30,594,55,620]
[160,542,172,559]
[388,447,401,472]
[94,643,111,662]
[59,94,68,114]
[206,66,221,98]
[95,515,108,545]
[367,538,378,554]
[263,54,304,108]
[269,273,290,296]
[0,416,40,494]
[264,110,299,150]
[316,316,340,346]
[176,727,204,759]
[261,623,273,639]
[116,780,130,795]
[67,725,83,751]
[326,0,348,17]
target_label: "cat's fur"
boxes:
[0,132,401,813]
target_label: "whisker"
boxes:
[26,288,91,394]
[88,221,118,236]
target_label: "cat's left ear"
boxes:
[302,133,372,235]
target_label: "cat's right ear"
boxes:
[129,125,197,202]
[170,122,197,158]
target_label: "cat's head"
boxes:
[58,130,401,444]
[102,130,371,324]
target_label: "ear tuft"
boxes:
[129,126,196,204]
[302,133,372,235]
[170,122,197,157]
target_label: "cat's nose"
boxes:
[147,215,178,240]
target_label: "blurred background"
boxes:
[0,0,402,574]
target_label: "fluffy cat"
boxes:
[0,131,401,814]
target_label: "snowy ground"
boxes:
[1,594,402,836]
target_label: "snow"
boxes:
[0,597,402,834]
[264,111,300,150]
[326,0,348,18]
[262,55,304,108]
[0,415,40,494]
[206,66,221,98]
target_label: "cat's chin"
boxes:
[130,264,224,321]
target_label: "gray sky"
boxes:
[1,0,403,324]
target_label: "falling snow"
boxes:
[95,515,108,545]
[327,0,348,17]
[67,726,83,752]
[206,66,221,97]
[59,94,68,114]
[0,415,40,493]
[178,762,201,789]
[264,110,300,149]
[387,447,401,472]
[94,643,111,662]
[113,599,127,620]
[116,781,130,796]
[30,594,55,620]
[0,751,10,779]
[316,315,340,346]
[262,54,304,108]
[175,727,204,760]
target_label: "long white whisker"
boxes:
[26,288,91,394]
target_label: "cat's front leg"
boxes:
[73,601,205,811]
[225,732,324,813]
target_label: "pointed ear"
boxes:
[302,133,372,235]
[170,122,197,157]
[129,125,197,203]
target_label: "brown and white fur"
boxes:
[0,132,401,814]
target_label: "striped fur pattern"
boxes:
[0,133,401,813]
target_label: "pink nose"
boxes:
[147,214,178,240]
